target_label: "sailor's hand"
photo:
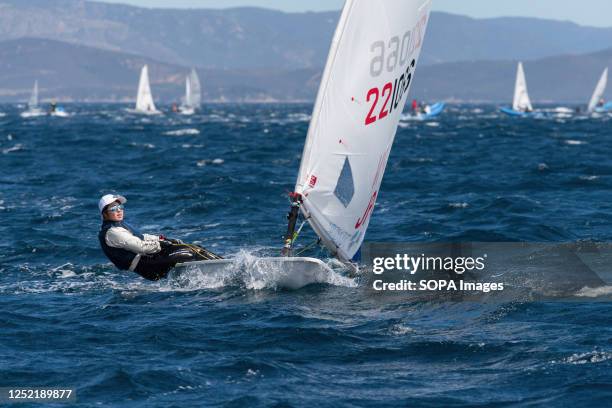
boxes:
[160,239,173,249]
[169,238,184,245]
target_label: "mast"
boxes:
[281,193,302,256]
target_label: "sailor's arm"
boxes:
[106,227,161,254]
[143,233,161,242]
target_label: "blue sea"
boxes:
[1,104,611,407]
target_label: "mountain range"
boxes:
[0,0,611,103]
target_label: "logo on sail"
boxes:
[309,175,318,188]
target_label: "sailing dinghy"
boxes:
[404,102,445,120]
[179,69,201,115]
[175,0,433,288]
[20,80,45,118]
[500,62,537,116]
[131,65,161,115]
[587,68,610,114]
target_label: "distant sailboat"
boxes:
[49,99,69,118]
[179,69,201,115]
[20,80,45,118]
[133,65,160,114]
[500,62,536,116]
[403,101,446,120]
[587,68,609,113]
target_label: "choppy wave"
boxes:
[552,350,612,365]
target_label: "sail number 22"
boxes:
[365,58,415,126]
[364,18,427,126]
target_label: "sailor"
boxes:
[411,99,418,113]
[597,98,605,107]
[98,194,221,280]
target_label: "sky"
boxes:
[96,0,612,27]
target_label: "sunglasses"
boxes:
[107,204,124,213]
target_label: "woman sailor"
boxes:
[98,194,220,280]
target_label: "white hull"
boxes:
[20,109,45,118]
[174,257,335,290]
[179,107,195,115]
[126,108,162,116]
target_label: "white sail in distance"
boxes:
[28,80,39,109]
[512,62,533,112]
[135,65,157,113]
[587,68,608,113]
[295,0,432,262]
[184,68,202,109]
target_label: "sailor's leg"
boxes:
[134,245,191,280]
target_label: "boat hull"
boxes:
[500,107,547,118]
[500,107,528,116]
[594,103,612,113]
[404,102,445,120]
[20,109,46,118]
[173,257,336,290]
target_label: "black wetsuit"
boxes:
[99,220,221,281]
[134,242,216,280]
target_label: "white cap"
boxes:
[98,194,127,213]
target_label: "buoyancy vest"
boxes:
[98,221,145,270]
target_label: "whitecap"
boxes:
[556,351,612,365]
[565,140,586,145]
[197,158,224,167]
[2,144,24,154]
[164,128,200,136]
[389,324,415,336]
[449,202,468,209]
[575,285,612,297]
[129,142,155,149]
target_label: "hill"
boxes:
[0,1,611,69]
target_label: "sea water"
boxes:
[0,104,611,406]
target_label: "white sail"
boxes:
[185,76,192,106]
[295,0,432,262]
[512,62,533,112]
[587,67,608,113]
[184,68,202,109]
[135,65,158,113]
[28,80,39,109]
